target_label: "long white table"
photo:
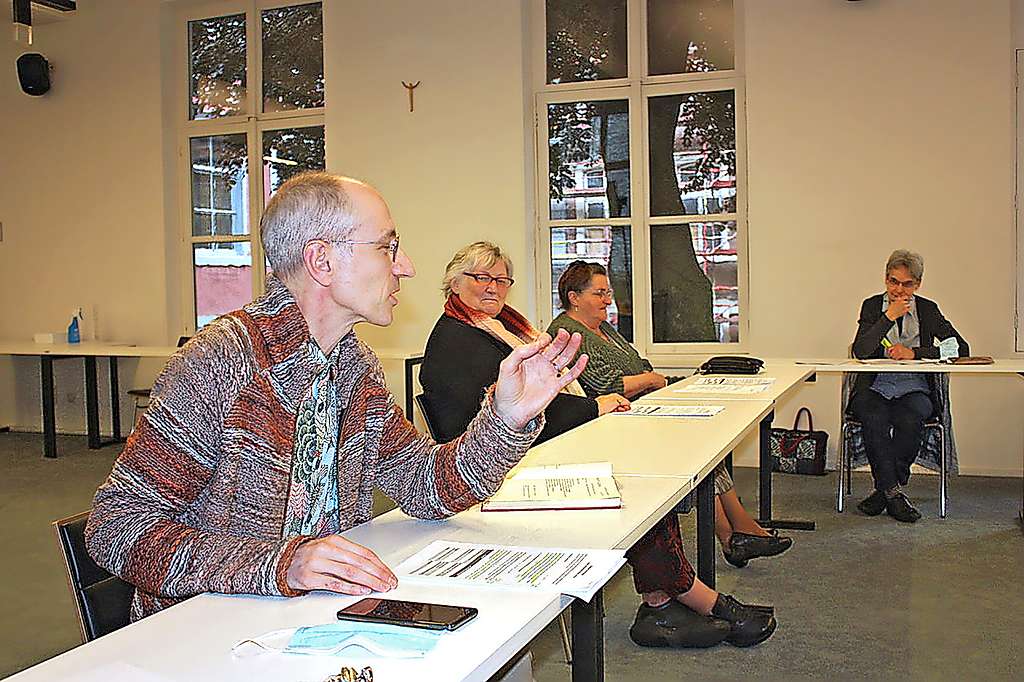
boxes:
[5,374,779,681]
[8,475,695,682]
[639,363,817,530]
[795,358,1024,533]
[0,341,179,458]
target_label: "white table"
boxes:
[0,341,179,458]
[7,476,693,682]
[639,362,817,530]
[796,358,1024,532]
[5,585,562,682]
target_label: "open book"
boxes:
[481,462,621,512]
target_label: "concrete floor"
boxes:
[1,430,1022,680]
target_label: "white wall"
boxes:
[738,0,1020,475]
[322,0,532,353]
[0,0,1021,479]
[0,0,171,433]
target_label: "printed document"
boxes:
[675,376,776,394]
[482,462,620,511]
[397,540,627,601]
[615,404,724,417]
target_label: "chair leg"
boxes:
[558,612,572,665]
[939,427,947,518]
[837,423,847,513]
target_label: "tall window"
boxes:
[183,2,325,330]
[536,0,744,352]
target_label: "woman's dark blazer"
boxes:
[850,293,970,402]
[419,315,598,445]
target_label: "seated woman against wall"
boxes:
[850,249,969,523]
[547,260,792,567]
[420,242,776,649]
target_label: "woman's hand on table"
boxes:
[596,393,631,415]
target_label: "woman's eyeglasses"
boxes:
[586,288,614,300]
[463,272,514,288]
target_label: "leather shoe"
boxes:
[711,594,777,647]
[723,530,793,568]
[885,492,921,523]
[629,601,731,648]
[857,489,887,516]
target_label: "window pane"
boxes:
[550,226,633,342]
[649,91,735,217]
[549,100,630,219]
[190,135,249,237]
[262,125,326,203]
[193,241,253,329]
[650,221,738,343]
[647,0,734,76]
[546,0,627,84]
[189,13,247,120]
[262,3,325,113]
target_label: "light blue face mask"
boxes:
[233,621,445,659]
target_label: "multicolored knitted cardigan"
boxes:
[86,277,541,620]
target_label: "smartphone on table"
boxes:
[337,598,478,631]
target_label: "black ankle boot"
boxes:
[711,594,777,647]
[629,601,731,649]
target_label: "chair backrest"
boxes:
[414,393,438,440]
[176,336,190,348]
[53,511,135,642]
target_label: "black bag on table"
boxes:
[770,407,828,475]
[698,356,764,375]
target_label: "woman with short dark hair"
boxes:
[420,244,777,651]
[549,260,792,565]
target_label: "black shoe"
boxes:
[711,594,777,647]
[885,492,921,523]
[723,531,793,568]
[629,601,731,648]
[857,490,887,516]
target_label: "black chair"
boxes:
[837,373,952,517]
[128,336,191,429]
[53,510,134,642]
[414,394,438,440]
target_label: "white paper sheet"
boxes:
[614,404,724,417]
[482,464,621,511]
[674,381,772,394]
[396,541,626,601]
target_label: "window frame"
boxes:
[530,0,748,360]
[176,0,325,334]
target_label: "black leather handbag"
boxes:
[698,356,764,375]
[769,407,828,476]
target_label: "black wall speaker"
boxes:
[17,53,51,96]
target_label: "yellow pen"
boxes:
[880,338,893,349]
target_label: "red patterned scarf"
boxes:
[444,294,585,396]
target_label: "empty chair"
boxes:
[52,510,134,642]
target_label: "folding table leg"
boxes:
[696,471,716,589]
[571,590,604,682]
[84,357,101,449]
[756,411,816,531]
[41,356,57,458]
[109,357,122,441]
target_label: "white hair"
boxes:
[441,241,514,298]
[885,249,924,282]
[260,172,362,282]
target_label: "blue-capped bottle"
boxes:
[67,308,82,344]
